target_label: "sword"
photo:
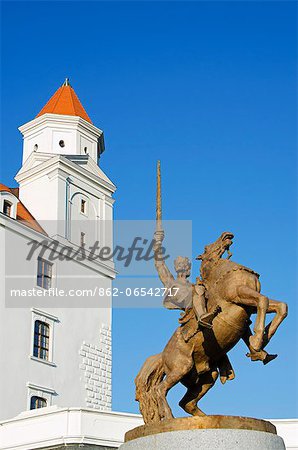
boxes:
[156,160,162,232]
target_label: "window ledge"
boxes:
[30,356,56,367]
[31,308,59,322]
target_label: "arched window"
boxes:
[80,199,86,214]
[30,395,47,410]
[3,200,12,217]
[33,320,50,360]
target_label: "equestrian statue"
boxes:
[135,161,288,425]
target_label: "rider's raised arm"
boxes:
[154,230,175,288]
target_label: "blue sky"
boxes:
[1,1,297,418]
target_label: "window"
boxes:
[80,232,86,247]
[27,382,56,410]
[30,309,58,366]
[34,144,38,151]
[84,146,88,154]
[37,257,52,289]
[59,140,65,148]
[3,200,12,217]
[81,199,86,214]
[33,320,50,360]
[30,395,47,410]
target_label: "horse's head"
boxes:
[196,232,234,264]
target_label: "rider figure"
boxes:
[154,229,216,328]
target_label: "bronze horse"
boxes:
[135,232,288,424]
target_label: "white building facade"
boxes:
[0,80,116,422]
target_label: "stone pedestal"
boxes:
[120,416,286,450]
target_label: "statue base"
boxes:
[120,416,285,450]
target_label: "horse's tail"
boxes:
[135,353,165,424]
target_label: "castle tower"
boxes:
[15,79,115,243]
[0,80,116,420]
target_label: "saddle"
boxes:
[179,308,199,342]
[179,306,221,342]
[179,309,235,379]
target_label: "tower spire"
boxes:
[36,79,92,123]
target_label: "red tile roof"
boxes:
[0,183,46,234]
[36,79,92,123]
[0,183,10,192]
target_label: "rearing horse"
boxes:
[135,232,288,424]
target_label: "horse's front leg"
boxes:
[233,285,269,352]
[264,299,288,345]
[242,326,277,364]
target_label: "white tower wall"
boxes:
[1,81,116,421]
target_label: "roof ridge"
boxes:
[69,86,78,116]
[69,85,92,123]
[51,86,65,114]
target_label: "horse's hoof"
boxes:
[193,410,207,417]
[263,353,278,365]
[246,348,266,360]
